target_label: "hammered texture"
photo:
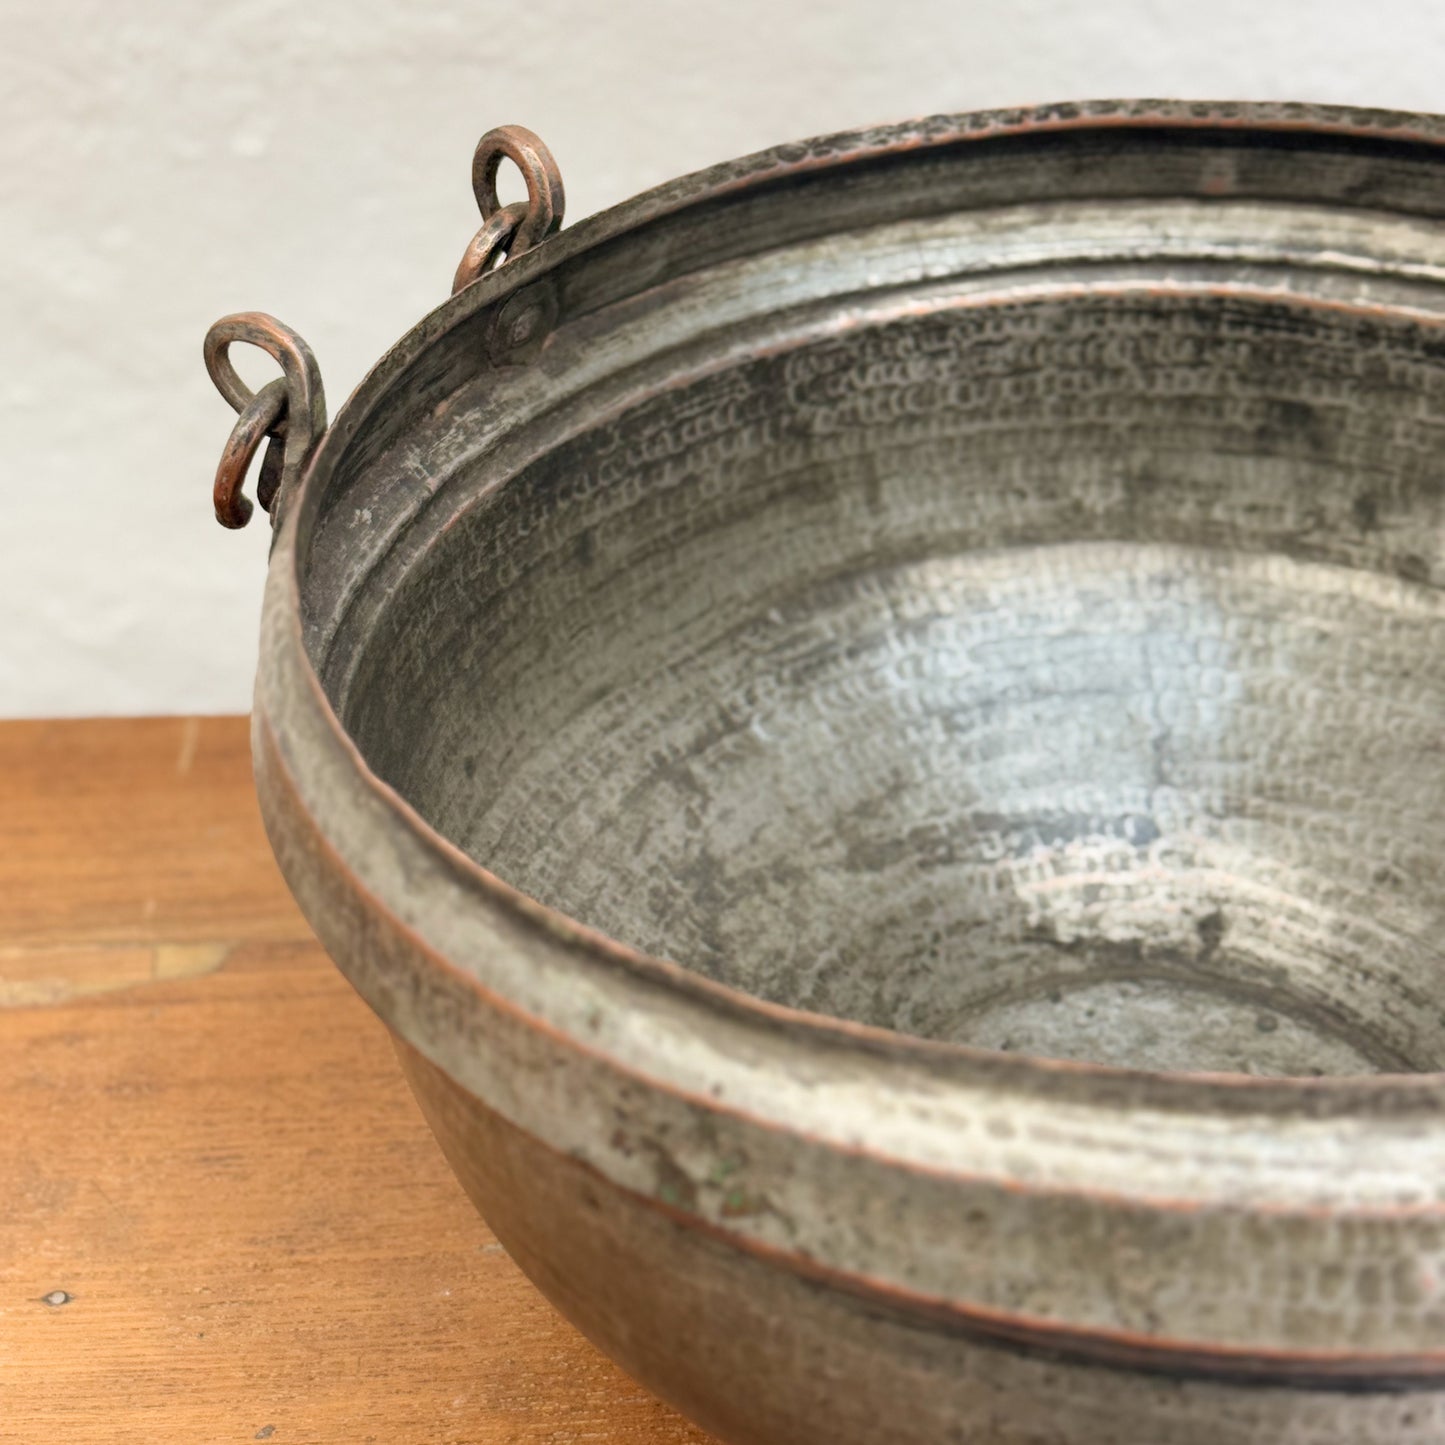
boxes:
[344,294,1445,1076]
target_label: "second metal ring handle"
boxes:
[453,125,565,293]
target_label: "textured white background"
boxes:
[4,0,1445,715]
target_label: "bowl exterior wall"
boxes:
[397,1040,1445,1445]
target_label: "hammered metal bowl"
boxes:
[222,101,1445,1443]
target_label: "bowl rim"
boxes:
[271,95,1445,1121]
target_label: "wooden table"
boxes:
[0,717,714,1444]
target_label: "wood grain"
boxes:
[0,716,714,1444]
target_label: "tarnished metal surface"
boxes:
[219,103,1445,1440]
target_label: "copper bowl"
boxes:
[210,101,1445,1442]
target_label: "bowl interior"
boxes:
[334,288,1445,1077]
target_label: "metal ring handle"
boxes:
[203,312,327,529]
[471,125,565,257]
[452,201,531,294]
[453,126,565,293]
[204,313,325,441]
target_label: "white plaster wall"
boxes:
[4,0,1445,716]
